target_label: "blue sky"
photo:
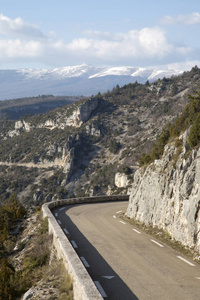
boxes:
[0,0,200,70]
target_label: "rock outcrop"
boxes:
[126,130,200,253]
[12,97,102,134]
[115,172,129,188]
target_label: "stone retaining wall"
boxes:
[42,195,129,300]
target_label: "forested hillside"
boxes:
[1,66,200,208]
[0,95,80,120]
[1,66,200,299]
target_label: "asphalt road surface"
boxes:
[52,201,200,300]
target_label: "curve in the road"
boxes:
[42,195,129,300]
[54,201,200,300]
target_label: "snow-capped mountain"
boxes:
[0,64,183,100]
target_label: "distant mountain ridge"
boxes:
[0,64,183,100]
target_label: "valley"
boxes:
[1,67,199,206]
[1,66,200,299]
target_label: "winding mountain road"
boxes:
[52,201,200,300]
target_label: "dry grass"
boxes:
[11,212,74,299]
[45,259,73,300]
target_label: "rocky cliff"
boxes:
[126,130,200,253]
[10,97,102,135]
[2,66,200,206]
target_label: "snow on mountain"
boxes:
[0,64,183,100]
[18,64,98,80]
[88,66,137,78]
[131,68,153,78]
[148,69,183,81]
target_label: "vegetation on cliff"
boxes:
[1,66,200,204]
[1,66,200,298]
[140,87,200,166]
[0,194,26,299]
[0,198,73,300]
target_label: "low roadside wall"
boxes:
[42,195,129,300]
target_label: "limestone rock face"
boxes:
[67,97,100,127]
[21,280,60,300]
[126,132,200,253]
[85,124,101,136]
[8,120,32,137]
[62,148,74,175]
[14,97,101,133]
[15,120,32,131]
[21,287,35,300]
[115,173,129,188]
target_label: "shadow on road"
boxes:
[55,204,139,300]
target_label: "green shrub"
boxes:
[117,165,132,175]
[170,98,200,137]
[139,154,151,167]
[139,90,200,166]
[140,125,170,165]
[91,163,117,187]
[188,114,200,148]
[37,217,48,235]
[0,258,15,300]
[109,139,121,154]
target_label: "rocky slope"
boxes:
[1,66,200,208]
[126,129,200,253]
[2,210,73,300]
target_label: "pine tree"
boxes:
[4,193,26,220]
[0,258,15,300]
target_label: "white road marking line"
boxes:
[102,276,115,279]
[71,240,78,248]
[57,220,62,225]
[177,256,195,266]
[196,277,200,280]
[113,215,116,218]
[151,239,164,248]
[133,228,141,234]
[116,210,122,214]
[63,228,69,235]
[80,257,90,268]
[59,207,66,211]
[94,281,107,298]
[119,221,126,225]
[55,212,58,217]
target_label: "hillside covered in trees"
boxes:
[1,66,200,299]
[0,66,200,208]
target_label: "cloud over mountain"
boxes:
[67,27,173,59]
[0,14,196,69]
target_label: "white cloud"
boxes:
[67,38,92,50]
[0,39,43,59]
[160,12,200,25]
[0,14,196,68]
[167,60,200,71]
[138,27,172,57]
[66,27,178,61]
[0,13,45,39]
